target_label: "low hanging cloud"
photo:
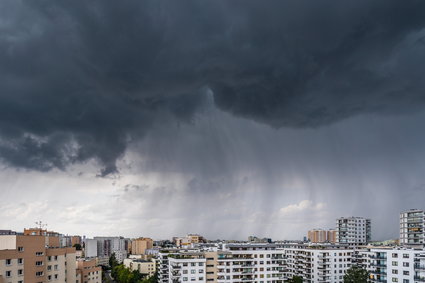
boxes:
[1,0,425,174]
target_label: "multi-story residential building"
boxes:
[168,252,206,283]
[335,217,371,245]
[123,258,156,277]
[415,253,425,282]
[327,230,337,244]
[308,229,328,243]
[131,238,154,255]
[360,247,424,283]
[85,239,99,258]
[282,243,355,283]
[400,209,425,247]
[173,235,206,247]
[76,258,102,283]
[0,230,77,283]
[92,236,128,263]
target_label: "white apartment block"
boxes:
[219,243,286,283]
[415,254,425,282]
[400,209,425,247]
[283,244,355,283]
[359,247,425,283]
[158,243,425,283]
[168,253,206,283]
[336,217,371,245]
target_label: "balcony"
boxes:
[415,276,425,282]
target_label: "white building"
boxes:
[336,217,371,245]
[282,244,355,283]
[85,239,98,258]
[400,209,425,247]
[92,236,128,263]
[168,253,206,283]
[360,247,424,283]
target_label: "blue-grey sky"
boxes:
[1,0,425,240]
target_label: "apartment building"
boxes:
[400,209,425,247]
[307,229,336,244]
[282,243,355,283]
[415,253,425,282]
[335,217,371,245]
[0,232,76,283]
[89,236,128,263]
[131,238,154,255]
[123,258,156,277]
[168,252,206,283]
[173,235,206,248]
[359,247,424,283]
[76,258,102,283]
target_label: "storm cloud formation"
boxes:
[1,0,425,174]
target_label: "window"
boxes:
[392,261,398,266]
[18,269,23,276]
[198,262,204,266]
[18,258,23,265]
[36,271,44,277]
[36,261,44,266]
[392,278,398,282]
[392,270,398,274]
[403,271,409,275]
[191,263,195,267]
[403,262,409,267]
[403,254,409,258]
[199,277,204,281]
[36,252,44,256]
[183,270,188,274]
[6,259,12,265]
[183,278,188,282]
[199,269,204,273]
[191,270,196,274]
[18,246,24,252]
[6,270,11,277]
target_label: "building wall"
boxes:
[124,258,156,277]
[77,259,102,283]
[400,209,425,247]
[85,239,98,258]
[336,217,371,245]
[0,235,77,283]
[131,238,153,255]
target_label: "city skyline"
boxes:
[1,1,425,240]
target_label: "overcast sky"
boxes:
[1,0,425,240]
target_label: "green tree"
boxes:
[72,243,82,250]
[109,253,119,269]
[287,276,303,283]
[343,266,370,283]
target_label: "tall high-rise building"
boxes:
[400,209,425,247]
[307,229,327,243]
[307,229,337,243]
[336,217,371,245]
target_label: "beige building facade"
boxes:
[0,232,77,283]
[131,238,153,255]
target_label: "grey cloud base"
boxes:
[1,0,425,174]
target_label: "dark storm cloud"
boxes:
[1,0,425,174]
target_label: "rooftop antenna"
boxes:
[35,221,47,230]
